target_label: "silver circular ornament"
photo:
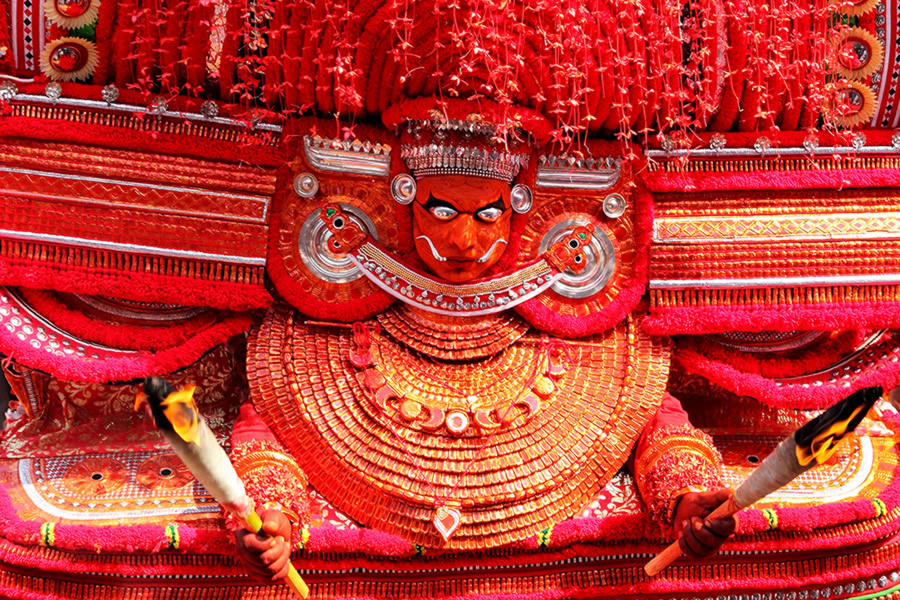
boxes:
[298,203,378,283]
[391,174,417,205]
[510,183,533,214]
[602,193,626,219]
[538,219,615,299]
[293,172,319,198]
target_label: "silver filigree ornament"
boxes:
[803,133,819,152]
[44,81,63,103]
[659,134,676,153]
[200,100,219,119]
[391,173,417,205]
[510,183,533,214]
[851,132,867,151]
[0,80,18,102]
[602,193,627,219]
[101,83,119,105]
[149,95,168,119]
[892,131,900,150]
[754,136,772,155]
[709,133,727,153]
[293,172,319,198]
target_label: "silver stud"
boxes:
[101,83,119,105]
[603,193,627,219]
[391,173,417,205]
[851,133,867,151]
[149,95,168,118]
[891,131,900,150]
[200,100,219,119]
[754,136,772,155]
[510,183,533,214]
[293,172,319,198]
[0,80,17,101]
[709,133,727,152]
[44,81,62,102]
[803,133,819,153]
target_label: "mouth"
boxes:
[416,235,508,264]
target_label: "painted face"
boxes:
[412,175,512,283]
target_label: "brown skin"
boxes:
[234,509,293,583]
[412,175,512,283]
[673,488,737,558]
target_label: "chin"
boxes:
[432,264,490,283]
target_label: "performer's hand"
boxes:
[673,488,736,558]
[234,508,292,583]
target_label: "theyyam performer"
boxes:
[3,0,900,597]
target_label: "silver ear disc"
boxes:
[538,219,615,298]
[391,173,417,205]
[298,203,378,283]
[510,183,533,214]
[293,172,320,198]
[602,193,626,219]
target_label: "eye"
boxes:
[476,207,503,223]
[429,205,458,220]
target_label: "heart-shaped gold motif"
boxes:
[433,505,461,542]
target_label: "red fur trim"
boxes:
[16,287,249,352]
[644,303,900,336]
[515,187,652,338]
[0,257,270,311]
[674,347,900,408]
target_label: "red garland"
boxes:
[644,302,900,337]
[0,310,254,383]
[15,287,249,352]
[673,345,900,409]
[675,330,867,379]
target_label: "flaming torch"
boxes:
[139,377,310,598]
[645,386,884,576]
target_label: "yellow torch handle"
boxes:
[245,510,310,599]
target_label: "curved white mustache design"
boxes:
[415,235,508,263]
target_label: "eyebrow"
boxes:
[424,193,505,213]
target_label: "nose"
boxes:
[448,215,478,255]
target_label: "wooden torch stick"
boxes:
[644,386,883,577]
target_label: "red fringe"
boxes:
[644,303,900,336]
[0,257,271,312]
